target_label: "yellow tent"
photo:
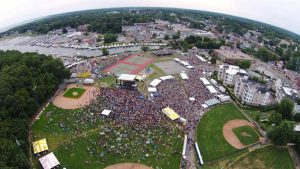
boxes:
[33,138,48,154]
[162,107,180,120]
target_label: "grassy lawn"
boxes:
[147,64,166,80]
[98,76,116,87]
[233,126,259,146]
[229,146,295,169]
[63,87,86,98]
[31,103,183,169]
[197,103,248,161]
[154,55,178,63]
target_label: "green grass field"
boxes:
[229,146,295,169]
[63,87,86,98]
[99,76,116,87]
[197,103,248,161]
[233,126,259,146]
[31,103,183,169]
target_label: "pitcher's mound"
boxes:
[104,163,152,169]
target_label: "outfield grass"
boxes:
[197,103,248,161]
[233,126,259,146]
[229,146,295,169]
[63,87,86,98]
[31,103,183,169]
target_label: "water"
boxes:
[0,36,160,57]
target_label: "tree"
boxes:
[277,97,295,120]
[141,46,150,52]
[270,113,282,125]
[172,31,181,40]
[104,33,118,44]
[210,56,217,64]
[62,28,68,34]
[102,48,109,56]
[294,113,300,122]
[152,33,157,38]
[0,51,70,169]
[164,35,169,40]
[235,60,251,69]
[267,120,296,145]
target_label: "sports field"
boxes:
[102,53,155,75]
[63,87,86,98]
[197,103,248,161]
[229,146,294,169]
[31,103,183,169]
[233,126,259,146]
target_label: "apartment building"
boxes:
[234,78,271,106]
[218,64,248,86]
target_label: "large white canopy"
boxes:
[83,78,94,84]
[200,78,211,85]
[101,109,111,116]
[160,75,174,81]
[206,85,218,94]
[118,74,136,81]
[148,87,157,92]
[180,72,189,80]
[39,152,60,169]
[149,79,162,87]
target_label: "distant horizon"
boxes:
[1,6,300,37]
[0,0,300,35]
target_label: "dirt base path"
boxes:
[104,163,152,169]
[52,84,99,109]
[223,119,255,149]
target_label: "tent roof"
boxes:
[180,73,188,80]
[206,85,218,94]
[39,152,60,169]
[148,87,157,92]
[33,138,48,154]
[118,74,136,81]
[101,109,111,116]
[200,78,211,85]
[162,107,180,120]
[149,79,162,87]
[160,75,174,81]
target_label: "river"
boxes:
[0,36,161,57]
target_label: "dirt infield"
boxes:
[52,84,99,109]
[103,53,155,74]
[104,163,152,169]
[223,119,255,149]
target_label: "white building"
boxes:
[218,65,248,86]
[234,78,271,106]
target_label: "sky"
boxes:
[0,0,300,34]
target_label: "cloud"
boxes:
[0,0,299,34]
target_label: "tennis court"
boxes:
[102,53,155,74]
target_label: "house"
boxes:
[234,78,272,106]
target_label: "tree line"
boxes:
[0,50,70,168]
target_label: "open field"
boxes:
[197,103,248,161]
[31,103,183,169]
[63,87,86,98]
[233,126,259,146]
[229,146,294,169]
